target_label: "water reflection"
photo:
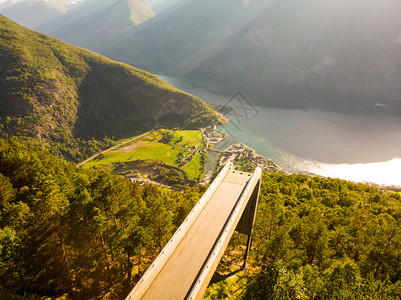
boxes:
[159,74,401,186]
[316,159,401,187]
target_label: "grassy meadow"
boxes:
[82,129,206,181]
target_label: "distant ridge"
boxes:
[100,0,401,102]
[41,0,155,51]
[0,0,78,29]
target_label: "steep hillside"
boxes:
[0,15,219,160]
[104,0,401,102]
[126,0,155,25]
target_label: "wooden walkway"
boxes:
[126,163,262,300]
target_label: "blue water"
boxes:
[159,74,401,186]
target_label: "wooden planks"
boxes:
[142,179,246,299]
[126,165,261,300]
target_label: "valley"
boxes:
[80,127,283,188]
[0,15,220,161]
[1,1,401,299]
[81,128,207,185]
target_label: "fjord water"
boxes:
[160,75,401,186]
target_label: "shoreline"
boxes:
[216,143,286,174]
[202,131,401,191]
[201,127,287,184]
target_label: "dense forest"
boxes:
[237,174,401,299]
[0,138,203,299]
[1,138,401,299]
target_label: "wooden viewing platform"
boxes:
[126,162,262,300]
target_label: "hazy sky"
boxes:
[0,0,84,3]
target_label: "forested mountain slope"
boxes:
[0,138,203,299]
[0,15,219,160]
[241,173,401,299]
[1,139,400,299]
[206,172,401,298]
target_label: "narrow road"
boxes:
[142,178,181,191]
[77,130,153,167]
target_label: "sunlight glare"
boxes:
[315,159,401,187]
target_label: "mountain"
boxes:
[0,0,83,29]
[102,0,401,102]
[35,0,114,34]
[42,0,155,51]
[146,0,182,13]
[0,15,219,159]
[106,0,271,69]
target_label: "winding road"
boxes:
[77,130,153,167]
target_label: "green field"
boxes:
[83,129,205,181]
